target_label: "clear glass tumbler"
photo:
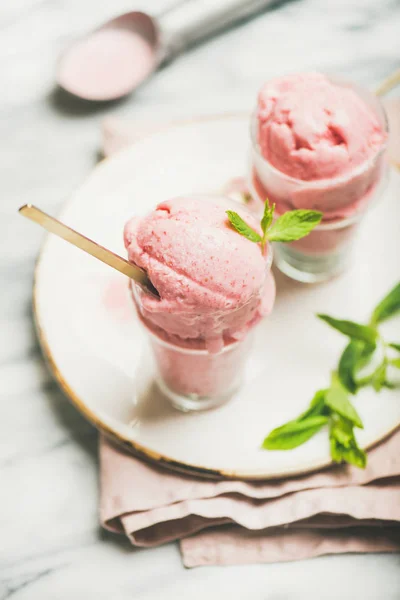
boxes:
[147,331,253,412]
[130,254,274,412]
[249,78,389,282]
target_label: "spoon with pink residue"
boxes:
[57,12,158,101]
[57,1,280,101]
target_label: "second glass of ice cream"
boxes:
[249,73,388,282]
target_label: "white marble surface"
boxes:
[1,0,399,598]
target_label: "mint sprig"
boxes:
[266,209,322,242]
[226,199,322,251]
[262,281,400,469]
[225,211,262,244]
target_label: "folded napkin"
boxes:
[100,432,400,566]
[99,114,400,567]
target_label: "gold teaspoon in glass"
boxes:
[19,204,159,297]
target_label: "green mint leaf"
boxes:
[260,199,275,236]
[325,375,363,428]
[389,358,400,369]
[317,314,377,345]
[355,357,389,390]
[383,380,398,389]
[329,417,367,468]
[262,416,328,450]
[371,282,400,324]
[338,340,375,394]
[330,436,342,463]
[348,447,366,468]
[340,444,367,468]
[298,389,329,420]
[226,211,262,244]
[331,425,353,447]
[338,341,360,394]
[330,417,354,447]
[266,209,322,243]
[358,342,379,368]
[389,343,400,352]
[371,362,387,392]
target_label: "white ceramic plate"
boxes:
[34,114,400,479]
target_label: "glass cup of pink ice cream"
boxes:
[124,195,275,412]
[249,72,389,282]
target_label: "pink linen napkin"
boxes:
[100,432,400,566]
[99,115,400,567]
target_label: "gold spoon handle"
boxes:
[375,68,400,97]
[19,204,154,292]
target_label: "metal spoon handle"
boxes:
[158,0,279,62]
[19,204,153,291]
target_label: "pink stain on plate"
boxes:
[103,279,133,323]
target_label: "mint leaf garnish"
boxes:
[371,282,400,325]
[330,417,366,468]
[226,199,322,250]
[260,199,275,237]
[266,210,322,243]
[317,314,377,345]
[298,389,328,420]
[325,374,363,428]
[338,340,375,394]
[371,362,387,391]
[330,417,353,447]
[340,445,367,469]
[338,341,360,394]
[226,211,262,243]
[262,416,328,450]
[262,280,400,468]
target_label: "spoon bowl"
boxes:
[57,12,159,101]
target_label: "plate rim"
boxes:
[33,113,400,480]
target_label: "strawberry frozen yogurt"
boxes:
[250,72,388,282]
[124,195,274,353]
[257,72,384,181]
[124,195,275,409]
[252,72,388,218]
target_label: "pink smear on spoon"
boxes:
[57,12,157,101]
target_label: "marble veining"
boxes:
[1,0,400,597]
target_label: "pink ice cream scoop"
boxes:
[257,72,384,181]
[124,195,275,353]
[252,72,387,218]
